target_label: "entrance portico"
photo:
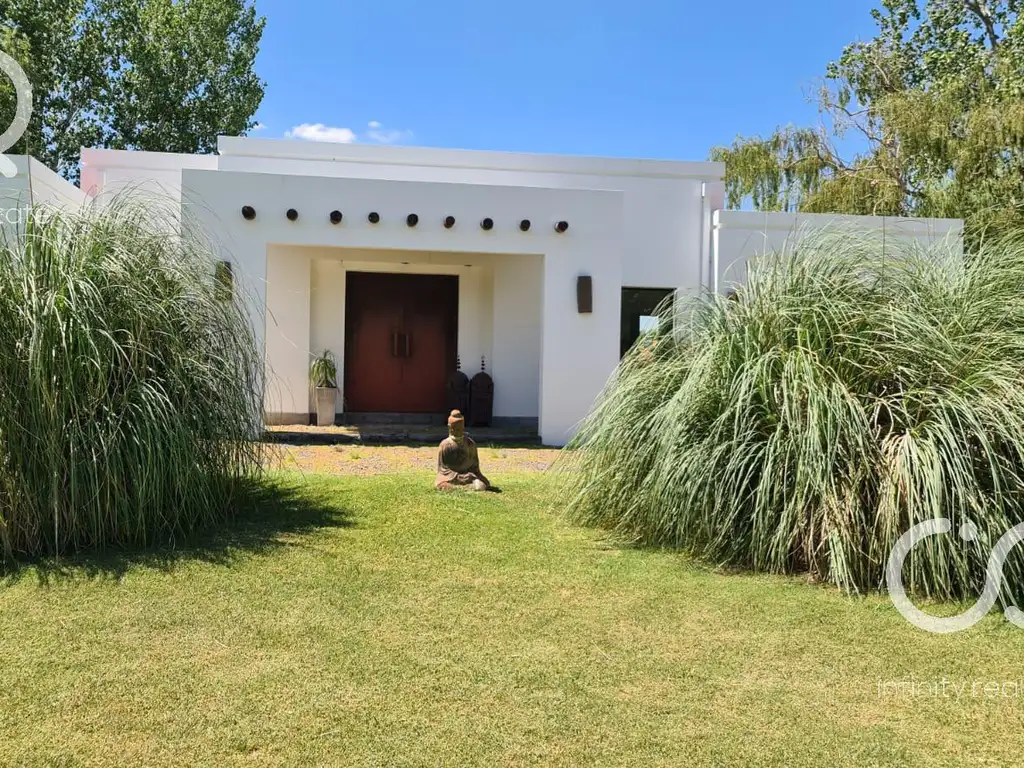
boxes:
[263,242,543,429]
[180,157,629,444]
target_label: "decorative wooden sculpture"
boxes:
[446,356,470,416]
[469,356,494,427]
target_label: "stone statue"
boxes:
[435,410,493,491]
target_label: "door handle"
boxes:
[391,330,412,358]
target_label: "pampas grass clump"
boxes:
[0,201,264,558]
[564,232,1024,601]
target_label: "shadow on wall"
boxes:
[1,477,355,586]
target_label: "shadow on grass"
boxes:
[1,477,354,586]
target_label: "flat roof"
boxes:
[216,136,724,181]
[80,147,219,172]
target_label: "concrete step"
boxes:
[265,424,541,446]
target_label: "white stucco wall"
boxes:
[182,167,623,444]
[215,139,722,296]
[0,157,33,221]
[82,141,721,300]
[713,210,964,292]
[309,257,346,412]
[81,148,218,205]
[0,156,87,217]
[492,254,543,419]
[265,244,311,420]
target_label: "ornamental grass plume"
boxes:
[0,199,264,558]
[563,231,1024,602]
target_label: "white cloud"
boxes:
[283,121,413,146]
[366,126,414,145]
[285,123,357,143]
[251,122,266,132]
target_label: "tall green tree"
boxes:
[711,0,1024,242]
[0,0,264,180]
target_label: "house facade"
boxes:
[3,139,963,445]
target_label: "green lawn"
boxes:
[3,471,1024,766]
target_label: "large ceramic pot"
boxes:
[315,387,337,427]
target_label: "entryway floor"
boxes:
[265,423,542,446]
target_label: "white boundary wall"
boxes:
[81,148,218,204]
[0,156,87,217]
[713,210,964,292]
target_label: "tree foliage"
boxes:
[711,0,1024,242]
[0,0,265,179]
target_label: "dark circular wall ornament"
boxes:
[519,219,531,232]
[241,205,256,220]
[286,208,299,222]
[368,211,380,224]
[407,213,419,228]
[444,215,456,229]
[555,220,569,233]
[480,217,494,231]
[330,210,343,225]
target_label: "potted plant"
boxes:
[310,350,339,426]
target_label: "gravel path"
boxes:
[268,444,561,477]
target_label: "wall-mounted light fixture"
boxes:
[555,220,569,233]
[480,217,494,231]
[407,213,419,228]
[444,215,456,229]
[577,275,593,313]
[286,208,299,222]
[519,219,531,232]
[329,210,343,225]
[368,211,380,224]
[241,205,256,220]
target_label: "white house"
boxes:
[2,138,963,445]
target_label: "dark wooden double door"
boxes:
[344,272,458,413]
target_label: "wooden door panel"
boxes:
[401,310,448,412]
[343,299,402,412]
[344,272,458,413]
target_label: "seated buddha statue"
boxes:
[435,410,492,491]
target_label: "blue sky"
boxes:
[251,0,881,161]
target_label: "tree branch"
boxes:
[964,0,1001,50]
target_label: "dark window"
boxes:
[620,287,674,357]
